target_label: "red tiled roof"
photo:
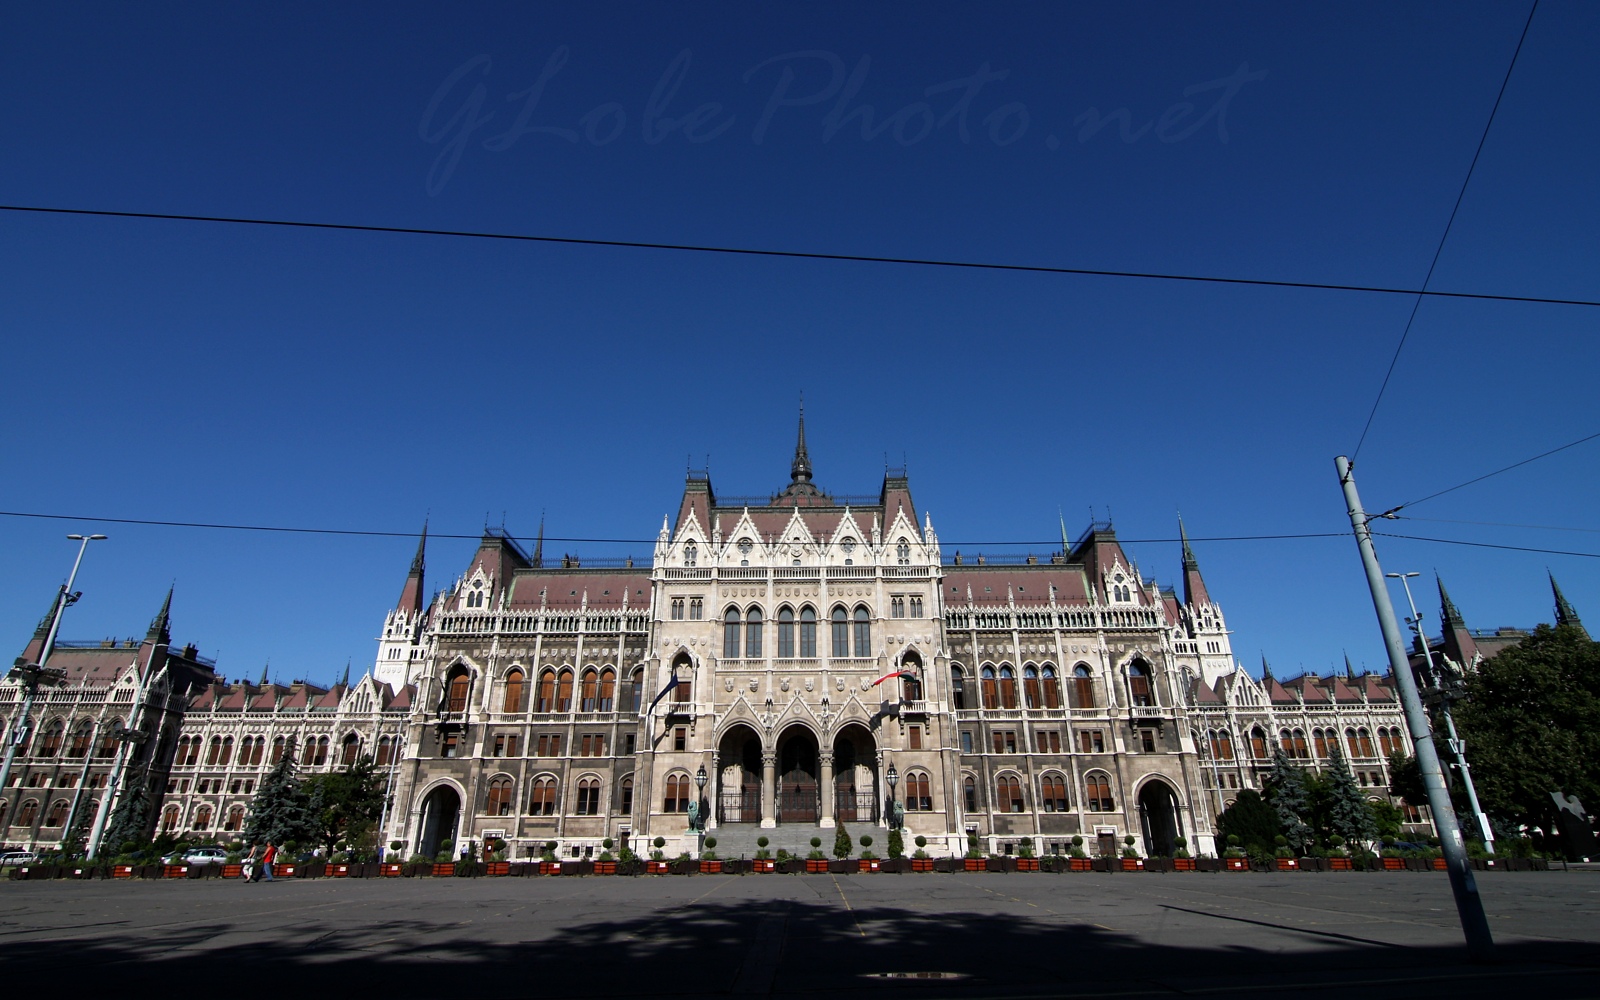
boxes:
[941,565,1091,605]
[506,569,652,609]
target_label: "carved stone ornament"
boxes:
[804,678,815,692]
[724,678,734,692]
[780,678,790,692]
[748,678,759,692]
[835,677,845,691]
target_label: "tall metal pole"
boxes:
[1337,456,1493,961]
[86,621,162,859]
[0,534,105,799]
[1390,573,1495,853]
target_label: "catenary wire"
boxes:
[1378,429,1600,516]
[1373,531,1600,560]
[1350,0,1540,462]
[3,203,1599,310]
[1395,515,1600,534]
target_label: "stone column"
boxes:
[707,753,720,830]
[760,751,777,829]
[819,750,835,829]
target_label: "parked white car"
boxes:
[160,847,228,866]
[0,851,40,867]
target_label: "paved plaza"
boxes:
[2,871,1598,999]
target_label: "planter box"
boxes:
[486,861,512,876]
[1120,858,1145,872]
[564,861,594,876]
[1381,857,1406,871]
[909,858,934,873]
[1432,857,1447,871]
[380,863,404,877]
[699,860,723,874]
[222,864,245,879]
[779,859,806,874]
[827,860,853,874]
[932,858,958,873]
[430,863,455,877]
[1298,857,1327,872]
[187,864,211,879]
[806,859,830,874]
[1195,857,1223,872]
[508,862,535,877]
[964,858,986,872]
[859,859,881,872]
[1224,858,1249,871]
[1275,858,1299,871]
[646,861,671,874]
[1015,858,1040,872]
[667,860,696,875]
[753,859,777,873]
[67,866,101,879]
[1328,857,1353,871]
[112,864,136,879]
[301,863,327,879]
[329,864,351,877]
[1144,858,1172,873]
[537,861,561,875]
[273,864,297,878]
[1172,858,1196,872]
[163,864,189,879]
[1070,857,1093,872]
[881,858,912,873]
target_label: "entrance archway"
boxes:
[1137,780,1182,857]
[418,785,461,859]
[717,724,763,824]
[776,726,818,823]
[832,724,878,823]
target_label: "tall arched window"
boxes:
[619,775,634,815]
[980,667,998,709]
[853,606,871,657]
[1040,665,1061,709]
[575,777,601,815]
[778,607,795,658]
[1251,727,1269,760]
[160,804,179,833]
[998,665,1018,709]
[831,606,849,657]
[314,736,330,765]
[556,670,574,712]
[1040,773,1069,812]
[745,608,763,658]
[684,542,697,567]
[270,736,287,765]
[963,775,978,812]
[904,771,932,811]
[250,736,267,765]
[598,669,616,712]
[1072,665,1095,708]
[1128,661,1153,707]
[68,721,93,758]
[1344,727,1360,758]
[486,777,515,816]
[502,669,526,713]
[1217,729,1235,760]
[799,606,817,657]
[219,736,233,765]
[206,736,223,766]
[896,540,910,565]
[1085,773,1114,812]
[580,670,598,712]
[1291,729,1309,760]
[43,799,69,827]
[1357,727,1375,758]
[529,777,558,816]
[225,805,246,831]
[39,720,64,757]
[951,666,967,710]
[537,671,557,713]
[725,607,742,658]
[95,722,120,759]
[998,775,1025,813]
[664,773,690,813]
[376,736,396,766]
[626,669,644,712]
[447,671,471,713]
[1023,666,1042,709]
[341,733,361,765]
[193,805,212,831]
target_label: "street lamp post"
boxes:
[0,534,106,800]
[693,765,709,857]
[885,764,899,829]
[1387,571,1495,854]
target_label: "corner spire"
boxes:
[791,397,812,484]
[1059,509,1069,554]
[1179,517,1211,607]
[409,520,427,576]
[532,512,545,569]
[1437,574,1465,629]
[1344,651,1357,681]
[258,663,269,686]
[1260,652,1273,681]
[147,586,173,645]
[397,524,427,615]
[1180,517,1198,570]
[1551,572,1586,636]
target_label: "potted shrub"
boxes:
[806,836,829,873]
[911,835,934,873]
[1120,835,1144,871]
[1170,836,1195,871]
[1379,838,1406,871]
[858,835,879,872]
[699,837,721,874]
[592,838,617,876]
[647,836,670,874]
[964,833,985,872]
[753,836,776,873]
[1223,834,1249,871]
[1067,835,1092,871]
[1271,835,1298,871]
[1016,839,1040,872]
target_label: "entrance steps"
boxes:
[703,824,855,857]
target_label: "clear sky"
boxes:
[1,2,1594,687]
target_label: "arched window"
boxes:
[1128,661,1153,707]
[341,733,361,765]
[664,773,691,813]
[39,720,64,757]
[486,777,515,817]
[831,606,849,657]
[529,777,558,816]
[1040,665,1061,709]
[963,775,978,812]
[68,721,93,758]
[502,669,526,713]
[225,805,245,831]
[896,540,910,565]
[745,607,763,658]
[1345,727,1360,758]
[598,669,616,712]
[447,671,471,713]
[376,736,396,766]
[980,666,998,709]
[206,736,223,765]
[194,805,212,831]
[854,606,871,657]
[1217,729,1235,760]
[998,665,1018,709]
[1072,665,1095,708]
[901,670,923,702]
[626,669,644,712]
[777,607,795,658]
[160,804,179,833]
[1085,773,1115,812]
[950,666,967,710]
[271,736,288,765]
[250,736,267,765]
[904,771,932,811]
[1291,729,1309,760]
[1040,773,1069,812]
[1357,727,1374,758]
[1023,665,1041,709]
[556,670,574,712]
[799,606,817,657]
[998,775,1025,813]
[95,722,120,759]
[43,799,69,827]
[1251,727,1269,760]
[671,654,693,704]
[725,607,743,658]
[537,671,557,713]
[1313,728,1329,759]
[1378,726,1402,758]
[684,542,697,567]
[219,736,233,765]
[619,775,634,815]
[580,670,598,713]
[1279,729,1294,755]
[575,777,601,815]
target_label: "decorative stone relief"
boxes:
[748,678,758,692]
[780,678,790,692]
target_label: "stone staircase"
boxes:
[702,824,852,857]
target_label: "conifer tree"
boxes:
[101,775,152,855]
[1264,749,1314,853]
[833,822,853,858]
[1323,743,1378,849]
[244,752,314,847]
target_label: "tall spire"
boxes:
[1551,572,1586,636]
[532,512,545,569]
[397,524,427,615]
[146,586,173,645]
[1179,517,1211,607]
[1059,509,1070,554]
[1260,652,1273,681]
[1437,574,1465,629]
[1344,651,1357,681]
[258,663,269,686]
[791,397,812,484]
[340,660,351,688]
[409,520,427,576]
[1180,517,1198,569]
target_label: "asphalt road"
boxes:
[2,871,1597,999]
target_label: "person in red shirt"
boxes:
[259,842,277,882]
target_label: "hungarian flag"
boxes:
[870,669,915,689]
[647,671,682,714]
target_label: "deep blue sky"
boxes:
[2,2,1595,686]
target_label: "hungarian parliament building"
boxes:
[4,424,1445,860]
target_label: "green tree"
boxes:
[1264,750,1314,853]
[1216,789,1280,854]
[244,752,315,847]
[1386,750,1427,810]
[303,754,386,855]
[101,775,153,856]
[1323,744,1378,848]
[833,823,853,859]
[1454,624,1600,833]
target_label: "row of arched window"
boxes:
[955,770,1118,814]
[1223,724,1403,762]
[721,604,873,659]
[18,718,121,759]
[457,667,650,715]
[159,803,247,834]
[481,774,634,817]
[951,663,1108,710]
[0,797,96,830]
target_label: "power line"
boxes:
[1374,531,1600,560]
[4,203,1599,310]
[1381,429,1600,514]
[1396,515,1600,535]
[1350,0,1540,461]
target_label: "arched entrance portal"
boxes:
[417,785,461,860]
[1138,780,1182,857]
[776,726,818,823]
[832,725,878,823]
[717,724,763,824]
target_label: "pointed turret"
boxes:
[1435,573,1479,665]
[1438,576,1464,629]
[775,399,825,502]
[1345,652,1357,681]
[1179,518,1211,606]
[146,586,173,645]
[258,664,269,686]
[1551,573,1587,637]
[397,523,427,614]
[1260,653,1273,681]
[532,513,545,569]
[340,661,351,688]
[791,400,812,485]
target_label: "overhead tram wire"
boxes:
[1395,515,1600,535]
[3,203,1600,311]
[1373,428,1600,518]
[1349,0,1541,462]
[1373,532,1600,560]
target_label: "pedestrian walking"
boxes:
[260,842,276,882]
[243,844,258,883]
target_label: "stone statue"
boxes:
[687,798,701,831]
